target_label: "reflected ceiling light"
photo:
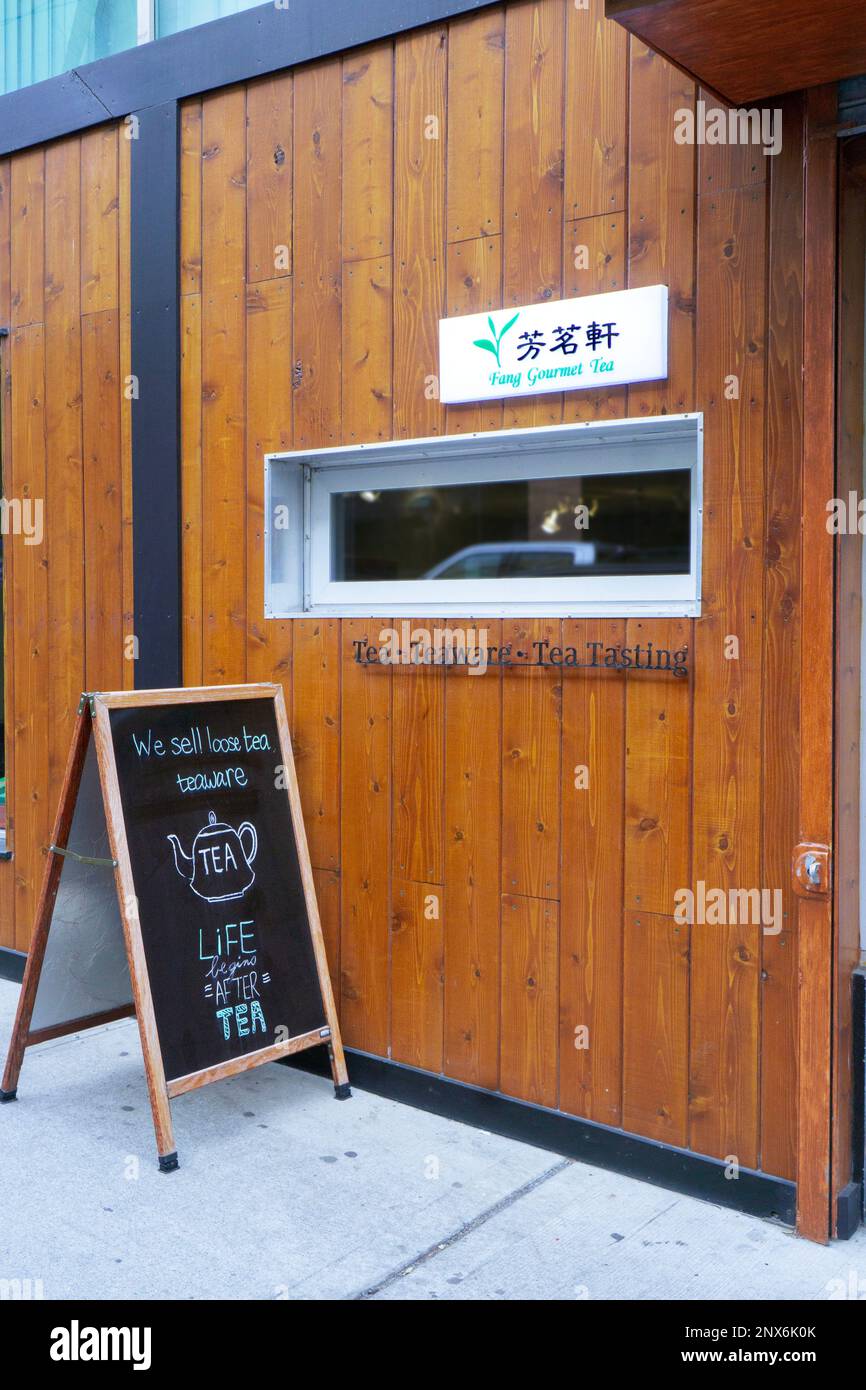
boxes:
[360,491,380,503]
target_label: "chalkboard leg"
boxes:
[327,1039,351,1099]
[158,1152,179,1173]
[0,1088,17,1102]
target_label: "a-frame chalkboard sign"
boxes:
[0,685,350,1169]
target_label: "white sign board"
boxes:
[439,284,668,405]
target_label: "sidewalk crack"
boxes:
[352,1157,573,1300]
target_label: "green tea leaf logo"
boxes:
[473,312,519,368]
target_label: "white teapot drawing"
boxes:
[167,812,258,902]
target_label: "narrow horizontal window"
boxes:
[331,470,691,583]
[265,415,703,619]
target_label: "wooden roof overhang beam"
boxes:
[605,0,866,104]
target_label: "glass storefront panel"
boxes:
[1,0,136,95]
[156,0,263,37]
[0,0,266,94]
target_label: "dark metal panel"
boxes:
[283,1047,798,1226]
[855,969,866,1187]
[0,0,499,158]
[130,101,182,689]
[0,70,111,156]
[852,968,866,1231]
[836,1182,862,1240]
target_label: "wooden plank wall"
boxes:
[0,0,809,1182]
[175,0,808,1182]
[0,125,133,954]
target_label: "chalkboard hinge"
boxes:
[49,843,118,869]
[78,691,99,718]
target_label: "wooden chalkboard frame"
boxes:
[1,684,350,1170]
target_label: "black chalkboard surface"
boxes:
[2,684,349,1171]
[108,696,327,1083]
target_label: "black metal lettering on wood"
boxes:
[350,634,691,677]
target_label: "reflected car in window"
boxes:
[423,540,634,579]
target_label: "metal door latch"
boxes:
[792,843,831,898]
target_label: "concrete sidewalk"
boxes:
[0,977,864,1301]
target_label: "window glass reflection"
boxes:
[1,1,136,95]
[331,469,691,582]
[157,0,262,38]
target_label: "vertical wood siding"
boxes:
[174,0,805,1180]
[0,124,131,954]
[0,0,810,1182]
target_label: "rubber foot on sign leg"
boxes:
[158,1152,179,1173]
[0,1088,17,1102]
[334,1083,352,1100]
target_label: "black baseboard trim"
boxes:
[280,1045,797,1226]
[0,945,26,984]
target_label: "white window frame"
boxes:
[264,414,703,619]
